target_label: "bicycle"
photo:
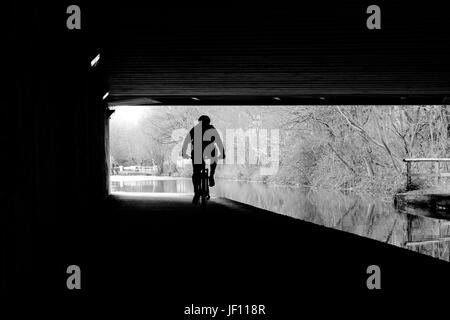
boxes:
[199,166,211,206]
[183,154,211,206]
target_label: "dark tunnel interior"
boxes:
[3,1,450,311]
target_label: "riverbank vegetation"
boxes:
[110,105,450,197]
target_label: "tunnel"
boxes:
[4,1,450,312]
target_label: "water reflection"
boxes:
[111,177,193,193]
[111,177,450,262]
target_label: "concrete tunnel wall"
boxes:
[3,2,110,290]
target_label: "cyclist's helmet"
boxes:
[198,115,211,125]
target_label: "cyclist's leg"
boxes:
[209,160,217,187]
[192,161,202,203]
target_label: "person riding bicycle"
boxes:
[181,115,225,204]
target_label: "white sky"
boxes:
[110,106,148,125]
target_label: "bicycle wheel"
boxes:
[205,168,210,200]
[201,169,208,206]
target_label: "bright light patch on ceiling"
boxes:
[91,54,100,67]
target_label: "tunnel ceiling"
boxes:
[95,3,450,105]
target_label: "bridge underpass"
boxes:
[5,1,450,311]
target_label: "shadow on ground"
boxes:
[18,193,450,315]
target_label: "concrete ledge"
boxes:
[395,192,450,219]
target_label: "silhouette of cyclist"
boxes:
[182,115,225,204]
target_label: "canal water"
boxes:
[111,176,450,262]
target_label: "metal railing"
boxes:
[403,158,450,190]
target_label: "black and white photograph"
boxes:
[3,1,450,316]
